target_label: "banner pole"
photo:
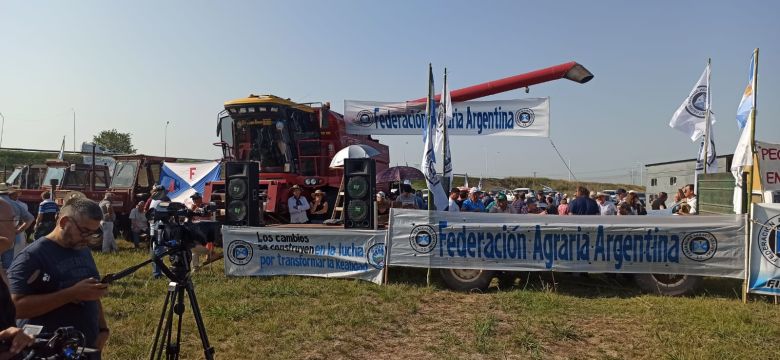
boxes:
[743,211,750,304]
[702,58,711,175]
[743,49,758,304]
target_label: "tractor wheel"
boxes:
[633,274,702,296]
[439,269,495,292]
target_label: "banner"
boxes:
[387,209,746,278]
[223,226,385,284]
[160,161,221,203]
[755,141,780,191]
[344,98,549,137]
[748,204,780,295]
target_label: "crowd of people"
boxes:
[439,184,698,216]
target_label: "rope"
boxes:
[548,138,577,181]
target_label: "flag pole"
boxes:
[743,48,759,304]
[442,68,451,194]
[702,58,711,175]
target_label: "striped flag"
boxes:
[735,52,755,129]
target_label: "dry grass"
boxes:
[95,241,779,360]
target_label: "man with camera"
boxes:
[7,198,110,354]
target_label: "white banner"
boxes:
[160,161,221,203]
[755,141,780,191]
[748,203,780,295]
[344,98,549,137]
[223,226,385,284]
[387,209,746,278]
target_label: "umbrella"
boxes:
[376,166,425,183]
[329,144,381,168]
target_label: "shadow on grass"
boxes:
[386,267,744,300]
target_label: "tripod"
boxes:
[104,244,215,360]
[149,246,215,360]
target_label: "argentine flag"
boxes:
[735,53,755,129]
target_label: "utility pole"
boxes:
[533,171,536,189]
[0,112,4,149]
[72,108,76,152]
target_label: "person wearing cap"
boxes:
[526,198,544,214]
[309,189,329,224]
[569,186,600,215]
[482,191,495,208]
[0,185,33,271]
[512,191,528,214]
[447,188,460,212]
[461,188,485,212]
[33,191,59,242]
[288,185,310,224]
[596,192,617,216]
[489,194,515,214]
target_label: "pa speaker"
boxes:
[344,158,375,229]
[225,161,260,226]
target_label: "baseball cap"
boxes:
[469,187,481,194]
[496,193,507,201]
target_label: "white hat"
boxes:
[469,187,481,194]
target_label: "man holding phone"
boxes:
[7,197,110,353]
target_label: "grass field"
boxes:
[95,240,779,360]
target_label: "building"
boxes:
[644,154,733,197]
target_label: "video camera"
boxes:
[151,201,219,249]
[0,326,98,360]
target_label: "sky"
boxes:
[1,1,778,184]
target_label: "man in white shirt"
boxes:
[447,188,460,212]
[596,192,617,216]
[683,184,698,215]
[287,185,310,224]
[128,201,148,249]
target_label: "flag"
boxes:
[695,114,718,174]
[57,136,66,160]
[477,177,483,191]
[669,64,713,141]
[159,161,221,203]
[735,52,755,129]
[434,70,453,185]
[731,118,753,184]
[464,174,469,188]
[421,64,448,211]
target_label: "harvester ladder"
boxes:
[330,177,346,222]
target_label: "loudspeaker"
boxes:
[344,158,376,229]
[225,161,260,226]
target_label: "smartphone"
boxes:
[100,273,114,284]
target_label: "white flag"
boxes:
[669,64,712,141]
[731,117,753,184]
[57,136,66,160]
[434,71,453,185]
[421,65,448,211]
[695,115,718,175]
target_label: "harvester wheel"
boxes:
[633,274,702,296]
[439,269,495,292]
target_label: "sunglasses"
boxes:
[72,220,103,239]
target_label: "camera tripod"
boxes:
[106,244,215,360]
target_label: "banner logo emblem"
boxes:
[353,110,375,127]
[758,214,780,268]
[682,232,717,261]
[409,225,438,253]
[685,86,708,118]
[366,243,385,269]
[515,108,535,128]
[227,240,253,266]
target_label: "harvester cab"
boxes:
[210,94,390,222]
